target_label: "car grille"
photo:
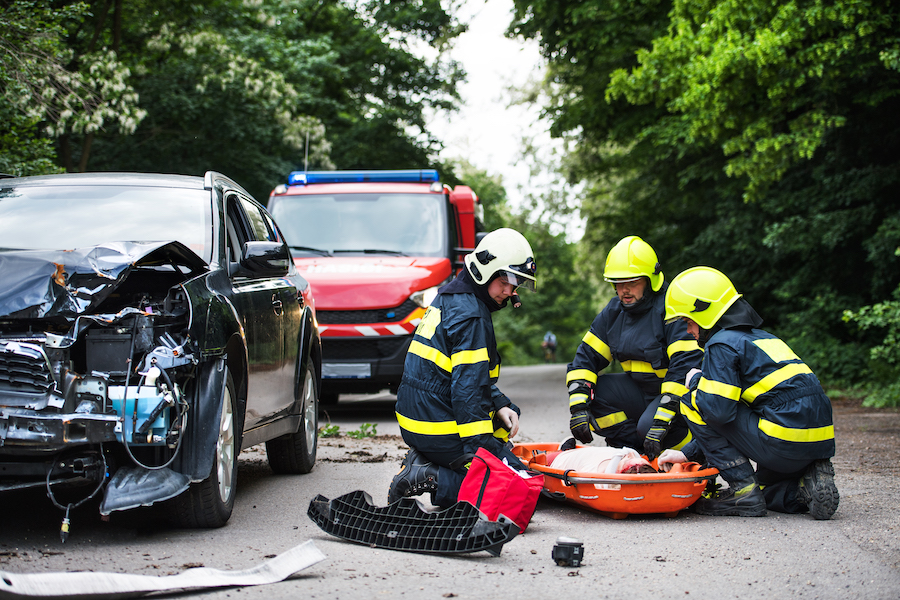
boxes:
[318,299,419,325]
[323,337,410,360]
[0,341,54,394]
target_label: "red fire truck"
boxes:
[267,170,482,403]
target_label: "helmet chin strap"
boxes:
[696,325,719,349]
[511,293,521,309]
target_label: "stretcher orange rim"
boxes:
[512,443,720,520]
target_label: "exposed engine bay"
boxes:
[0,241,208,530]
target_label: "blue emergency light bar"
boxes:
[287,169,440,186]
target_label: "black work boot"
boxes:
[798,459,839,520]
[388,448,439,504]
[693,479,767,517]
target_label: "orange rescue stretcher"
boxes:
[511,443,720,520]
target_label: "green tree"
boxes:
[511,0,900,397]
[52,0,464,201]
[0,0,143,175]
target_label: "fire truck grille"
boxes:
[0,342,54,394]
[323,337,410,360]
[318,299,420,325]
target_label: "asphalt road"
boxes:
[1,364,898,600]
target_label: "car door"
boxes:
[225,193,293,429]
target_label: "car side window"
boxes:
[240,197,276,242]
[225,194,249,262]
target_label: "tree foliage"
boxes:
[2,0,465,200]
[511,0,900,403]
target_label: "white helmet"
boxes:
[464,228,536,291]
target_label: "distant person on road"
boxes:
[388,228,537,507]
[542,330,557,363]
[566,236,703,457]
[658,267,838,519]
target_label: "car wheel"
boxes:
[172,370,238,528]
[266,360,318,474]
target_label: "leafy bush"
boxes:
[843,274,900,407]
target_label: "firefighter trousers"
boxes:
[592,373,691,451]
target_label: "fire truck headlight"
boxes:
[410,286,440,308]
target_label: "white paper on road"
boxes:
[0,540,326,600]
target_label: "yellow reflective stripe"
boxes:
[490,364,500,378]
[753,338,800,363]
[493,427,509,442]
[396,412,496,438]
[408,340,451,372]
[662,381,689,396]
[396,412,458,435]
[742,363,813,403]
[671,430,692,450]
[567,369,598,384]
[698,377,741,401]
[621,360,667,379]
[583,331,613,363]
[758,420,835,443]
[569,394,589,408]
[667,339,701,358]
[680,401,706,426]
[451,348,489,368]
[654,407,676,421]
[594,411,627,429]
[458,420,494,437]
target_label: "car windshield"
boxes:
[269,193,449,257]
[0,184,212,262]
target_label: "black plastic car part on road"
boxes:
[0,171,322,532]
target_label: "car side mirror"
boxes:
[233,241,290,278]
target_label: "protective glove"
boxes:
[568,380,597,444]
[642,394,680,459]
[657,449,687,472]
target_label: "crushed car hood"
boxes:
[0,241,207,319]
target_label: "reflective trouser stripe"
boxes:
[594,411,627,430]
[396,412,493,438]
[758,420,834,443]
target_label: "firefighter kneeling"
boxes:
[388,229,537,507]
[659,267,839,519]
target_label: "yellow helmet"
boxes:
[664,267,742,330]
[603,236,664,292]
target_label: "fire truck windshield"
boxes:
[269,193,450,257]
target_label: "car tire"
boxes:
[172,370,239,528]
[266,360,318,474]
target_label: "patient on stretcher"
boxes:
[549,445,656,475]
[548,444,656,490]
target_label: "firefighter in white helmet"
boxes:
[566,236,703,457]
[389,228,537,506]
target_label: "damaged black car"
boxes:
[0,172,321,534]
